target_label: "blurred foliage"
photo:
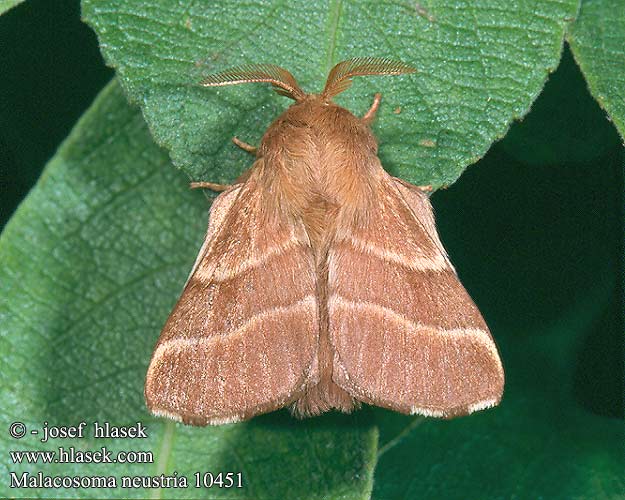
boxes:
[0,0,23,15]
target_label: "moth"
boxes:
[145,58,504,425]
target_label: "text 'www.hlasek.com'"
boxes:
[6,421,243,491]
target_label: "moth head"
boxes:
[200,57,415,103]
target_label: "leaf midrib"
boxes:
[324,0,343,75]
[151,420,176,499]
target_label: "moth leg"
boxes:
[232,136,257,154]
[362,93,382,124]
[416,184,433,192]
[189,181,232,192]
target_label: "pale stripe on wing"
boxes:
[148,296,317,373]
[332,235,449,272]
[329,296,502,369]
[193,233,303,283]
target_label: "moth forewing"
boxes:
[328,178,504,418]
[145,180,319,425]
[145,58,504,425]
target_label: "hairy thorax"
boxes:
[257,96,381,250]
[254,96,383,415]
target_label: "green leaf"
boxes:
[82,0,578,188]
[568,0,625,140]
[0,80,377,499]
[0,0,23,15]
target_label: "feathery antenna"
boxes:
[322,57,416,100]
[200,64,306,101]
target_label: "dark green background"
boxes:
[0,0,112,226]
[1,0,622,480]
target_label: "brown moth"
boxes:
[145,57,504,425]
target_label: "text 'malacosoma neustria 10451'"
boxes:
[144,57,504,426]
